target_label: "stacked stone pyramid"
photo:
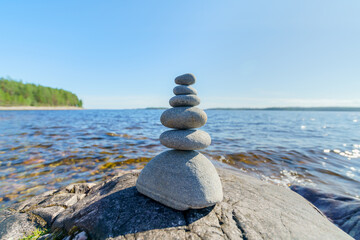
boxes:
[136,73,223,211]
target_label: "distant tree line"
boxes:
[0,78,83,107]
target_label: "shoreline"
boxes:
[0,106,83,110]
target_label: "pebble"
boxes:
[160,130,211,150]
[169,95,200,107]
[175,73,196,85]
[136,150,223,210]
[160,107,207,129]
[173,85,198,95]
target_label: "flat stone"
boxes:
[136,150,223,211]
[169,95,200,107]
[175,73,196,85]
[160,130,211,150]
[160,107,207,129]
[31,206,65,224]
[173,85,197,95]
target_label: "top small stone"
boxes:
[175,73,196,85]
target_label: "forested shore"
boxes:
[0,78,82,107]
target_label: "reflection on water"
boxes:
[0,110,360,209]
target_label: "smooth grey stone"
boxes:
[169,95,200,107]
[2,167,353,239]
[173,85,198,95]
[160,130,211,150]
[136,150,223,211]
[175,73,196,85]
[160,107,207,129]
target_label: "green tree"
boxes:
[0,78,83,107]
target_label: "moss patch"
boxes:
[21,228,50,240]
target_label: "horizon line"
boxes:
[83,106,360,111]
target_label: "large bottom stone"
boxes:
[136,150,223,211]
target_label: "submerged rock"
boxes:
[0,167,352,239]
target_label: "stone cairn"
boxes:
[136,73,223,211]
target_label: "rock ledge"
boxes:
[0,168,352,240]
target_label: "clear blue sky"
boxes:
[1,1,359,109]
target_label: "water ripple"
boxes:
[0,109,359,209]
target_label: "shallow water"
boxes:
[0,109,359,210]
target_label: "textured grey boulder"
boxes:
[160,130,211,150]
[1,167,353,239]
[0,209,38,240]
[136,150,223,210]
[160,107,207,129]
[169,94,200,107]
[173,85,198,95]
[0,182,95,240]
[291,185,360,239]
[175,73,196,85]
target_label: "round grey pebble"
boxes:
[169,94,200,107]
[160,129,211,150]
[161,107,207,129]
[175,73,196,85]
[173,85,198,95]
[136,150,223,210]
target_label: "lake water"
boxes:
[1,110,359,219]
